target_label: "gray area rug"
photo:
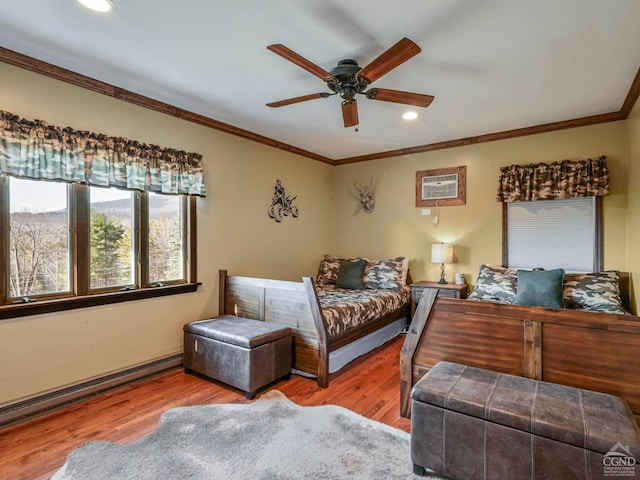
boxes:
[52,390,448,480]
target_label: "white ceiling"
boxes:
[1,0,639,161]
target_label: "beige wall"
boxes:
[627,102,640,310]
[333,122,630,289]
[0,63,334,404]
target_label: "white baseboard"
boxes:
[0,353,182,429]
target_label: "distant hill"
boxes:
[91,196,180,219]
[11,195,180,224]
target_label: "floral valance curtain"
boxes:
[496,156,609,202]
[0,110,206,197]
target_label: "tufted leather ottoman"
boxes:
[411,361,640,480]
[183,315,292,399]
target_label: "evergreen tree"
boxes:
[90,211,126,288]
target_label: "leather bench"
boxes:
[183,315,292,399]
[411,361,640,480]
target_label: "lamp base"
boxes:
[438,263,447,284]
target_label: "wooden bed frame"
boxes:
[218,270,411,387]
[400,273,640,420]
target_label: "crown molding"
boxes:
[0,47,333,165]
[333,111,625,165]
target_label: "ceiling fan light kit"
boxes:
[266,38,434,128]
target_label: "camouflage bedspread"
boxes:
[317,285,411,337]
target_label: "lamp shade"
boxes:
[431,243,454,264]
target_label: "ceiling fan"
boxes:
[266,38,434,128]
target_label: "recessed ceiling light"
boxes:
[403,111,418,120]
[77,0,115,12]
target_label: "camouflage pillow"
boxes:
[563,271,625,314]
[467,264,517,303]
[364,257,406,291]
[316,254,341,286]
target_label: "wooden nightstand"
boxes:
[410,281,469,318]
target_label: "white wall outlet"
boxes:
[421,208,431,216]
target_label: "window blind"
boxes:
[507,197,596,272]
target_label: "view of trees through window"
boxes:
[89,187,134,289]
[148,192,183,283]
[9,178,70,298]
[8,178,184,299]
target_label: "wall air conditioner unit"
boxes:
[421,173,459,201]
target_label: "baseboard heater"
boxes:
[0,353,183,429]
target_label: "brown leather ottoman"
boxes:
[183,315,292,399]
[411,361,640,480]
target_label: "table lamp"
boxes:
[431,243,454,284]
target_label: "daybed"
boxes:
[400,266,640,420]
[219,255,411,387]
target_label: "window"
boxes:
[148,193,184,284]
[90,186,135,290]
[503,197,602,272]
[0,177,198,319]
[9,178,71,298]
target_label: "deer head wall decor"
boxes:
[354,177,376,214]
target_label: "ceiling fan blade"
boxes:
[357,38,421,84]
[266,92,331,108]
[341,100,359,128]
[365,88,434,107]
[267,44,337,81]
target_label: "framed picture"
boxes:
[415,166,466,207]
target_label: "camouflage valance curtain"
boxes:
[496,156,609,202]
[0,110,206,197]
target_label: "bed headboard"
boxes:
[620,272,633,314]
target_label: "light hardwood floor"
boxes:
[0,336,410,480]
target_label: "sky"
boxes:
[9,178,130,213]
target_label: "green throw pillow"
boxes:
[514,268,565,309]
[336,259,367,290]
